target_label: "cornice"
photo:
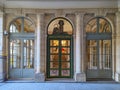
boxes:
[4,8,118,15]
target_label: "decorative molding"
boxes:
[6,0,117,1]
[83,13,94,25]
[4,8,118,14]
[4,0,118,9]
[55,9,66,17]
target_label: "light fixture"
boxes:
[3,30,9,36]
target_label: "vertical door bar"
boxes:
[21,17,24,33]
[21,40,24,77]
[97,40,99,70]
[59,40,61,76]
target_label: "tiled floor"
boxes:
[0,81,119,90]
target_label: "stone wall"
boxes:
[2,8,118,82]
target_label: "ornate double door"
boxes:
[47,37,73,78]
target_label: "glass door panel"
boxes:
[50,70,59,76]
[10,40,21,69]
[50,62,59,68]
[49,40,59,77]
[61,62,70,68]
[9,39,34,78]
[50,40,59,46]
[99,40,111,70]
[61,40,70,46]
[48,39,72,78]
[87,40,97,69]
[86,40,112,78]
[50,55,59,61]
[61,55,70,61]
[50,47,59,53]
[23,40,34,69]
[61,70,70,76]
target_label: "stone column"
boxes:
[115,12,120,82]
[75,13,86,82]
[35,14,45,82]
[0,12,5,82]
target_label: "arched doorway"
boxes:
[9,17,35,79]
[47,17,73,78]
[86,17,112,79]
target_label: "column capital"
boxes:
[75,11,84,34]
[75,12,85,25]
[116,11,120,16]
[75,12,85,16]
[37,13,44,15]
[36,13,44,18]
[0,12,4,17]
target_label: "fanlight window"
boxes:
[10,24,18,33]
[48,18,73,35]
[86,17,111,33]
[10,17,35,33]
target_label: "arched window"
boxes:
[10,17,35,33]
[9,17,35,79]
[86,17,112,79]
[47,17,74,78]
[48,17,73,35]
[86,17,111,33]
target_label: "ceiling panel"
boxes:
[0,0,117,8]
[6,0,117,1]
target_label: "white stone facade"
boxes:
[0,8,120,82]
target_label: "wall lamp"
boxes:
[3,30,9,36]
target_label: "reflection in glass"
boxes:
[61,62,70,68]
[50,55,59,61]
[23,40,34,68]
[50,40,59,46]
[61,70,70,76]
[10,39,34,69]
[61,55,70,61]
[86,18,97,33]
[10,40,21,68]
[10,17,35,33]
[99,40,111,69]
[50,70,59,76]
[86,18,111,33]
[24,18,35,33]
[50,47,59,54]
[99,18,111,33]
[10,24,19,33]
[49,39,71,77]
[50,62,59,68]
[87,40,111,70]
[87,40,97,69]
[61,40,70,46]
[61,48,70,54]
